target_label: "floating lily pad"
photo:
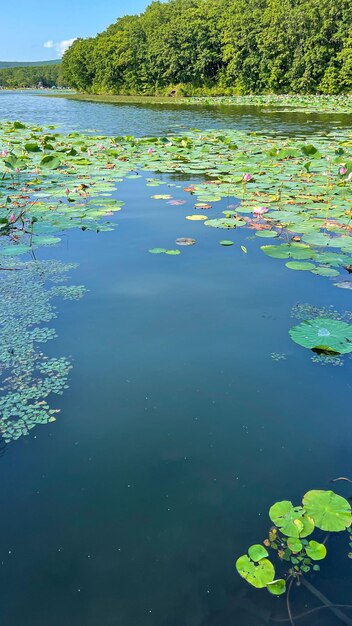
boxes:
[305,540,327,560]
[289,318,352,354]
[311,266,340,277]
[185,215,208,221]
[287,537,302,553]
[148,248,167,254]
[285,262,316,271]
[302,490,352,532]
[236,555,275,589]
[269,501,314,538]
[266,579,286,596]
[219,240,234,246]
[248,544,269,562]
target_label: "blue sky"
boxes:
[0,0,149,61]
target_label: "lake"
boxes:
[0,90,351,626]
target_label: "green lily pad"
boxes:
[269,501,314,538]
[287,537,302,553]
[285,261,316,271]
[148,248,167,254]
[219,240,234,246]
[305,540,327,561]
[248,544,269,562]
[311,266,340,277]
[266,579,286,596]
[40,155,61,170]
[289,318,352,354]
[302,490,352,532]
[236,555,275,589]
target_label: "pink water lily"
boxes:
[148,148,154,155]
[243,173,253,182]
[9,213,16,223]
[97,143,105,151]
[15,167,20,175]
[253,206,268,216]
[339,166,348,175]
[0,150,8,157]
[65,188,70,196]
[347,172,352,182]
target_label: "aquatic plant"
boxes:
[236,489,352,619]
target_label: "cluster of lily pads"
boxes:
[0,259,85,443]
[184,94,352,115]
[1,112,352,441]
[236,489,352,596]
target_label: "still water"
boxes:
[0,91,351,626]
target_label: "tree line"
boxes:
[61,0,352,95]
[0,65,61,89]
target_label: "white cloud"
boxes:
[43,38,76,58]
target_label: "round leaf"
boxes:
[236,555,275,589]
[302,490,352,532]
[305,540,327,561]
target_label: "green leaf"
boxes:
[248,544,269,562]
[266,579,286,596]
[289,319,352,355]
[285,261,316,271]
[269,501,314,538]
[219,240,234,246]
[287,537,302,553]
[305,540,327,561]
[40,155,61,170]
[302,490,352,532]
[236,555,275,589]
[148,248,167,254]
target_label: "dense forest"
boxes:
[0,64,61,88]
[61,0,352,95]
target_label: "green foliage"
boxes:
[236,489,352,595]
[61,0,352,95]
[0,64,61,89]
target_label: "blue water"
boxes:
[0,92,351,626]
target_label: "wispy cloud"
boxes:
[44,38,76,58]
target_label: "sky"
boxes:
[0,0,149,62]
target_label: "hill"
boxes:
[0,60,60,69]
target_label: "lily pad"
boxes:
[185,215,207,221]
[236,555,275,589]
[148,248,167,254]
[305,540,327,561]
[248,544,269,562]
[302,490,352,532]
[287,537,302,553]
[266,579,286,596]
[285,262,316,271]
[219,240,234,246]
[289,318,352,354]
[269,501,314,538]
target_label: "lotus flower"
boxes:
[243,173,252,182]
[0,150,8,157]
[9,213,16,223]
[15,167,20,175]
[339,166,347,176]
[65,188,70,196]
[148,148,154,155]
[347,172,352,182]
[97,143,105,151]
[253,206,268,216]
